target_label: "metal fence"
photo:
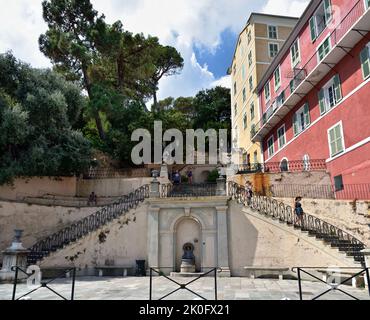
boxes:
[83,167,151,179]
[269,184,335,199]
[161,183,217,198]
[237,159,327,174]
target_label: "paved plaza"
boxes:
[0,277,369,300]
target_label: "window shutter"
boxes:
[303,103,310,126]
[318,89,326,115]
[360,46,370,79]
[366,0,370,9]
[333,74,342,103]
[324,0,332,23]
[310,17,317,41]
[293,113,298,136]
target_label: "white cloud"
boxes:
[262,0,309,17]
[0,0,308,100]
[210,75,231,89]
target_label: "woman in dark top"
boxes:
[294,197,304,226]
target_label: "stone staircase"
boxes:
[228,182,366,267]
[26,185,150,265]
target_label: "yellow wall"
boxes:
[231,16,297,166]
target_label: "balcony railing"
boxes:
[252,0,368,141]
[161,183,217,198]
[237,159,327,174]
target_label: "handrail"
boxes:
[27,184,150,264]
[228,182,366,264]
[253,0,367,139]
[237,159,327,173]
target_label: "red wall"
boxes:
[259,0,363,114]
[261,35,370,185]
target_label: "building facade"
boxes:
[230,13,298,167]
[252,0,370,195]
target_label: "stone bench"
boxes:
[244,266,289,280]
[95,266,134,277]
[316,269,368,288]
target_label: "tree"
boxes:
[150,45,184,111]
[173,96,195,120]
[0,52,91,185]
[39,0,107,140]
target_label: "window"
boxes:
[233,64,236,75]
[242,64,246,80]
[276,91,285,108]
[268,25,277,39]
[264,83,271,102]
[248,31,252,44]
[234,103,238,116]
[269,43,279,58]
[234,82,237,96]
[334,175,344,191]
[277,125,286,149]
[366,0,370,9]
[267,136,274,158]
[249,76,253,91]
[250,102,255,120]
[243,88,246,102]
[291,39,301,67]
[310,0,332,41]
[317,37,331,61]
[248,51,253,67]
[293,103,310,136]
[328,122,345,157]
[253,151,258,164]
[274,66,281,91]
[280,159,289,172]
[360,42,370,80]
[243,113,248,130]
[318,75,342,115]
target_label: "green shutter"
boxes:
[310,17,317,41]
[304,103,311,126]
[324,0,332,23]
[333,74,342,103]
[293,113,298,136]
[360,46,370,79]
[366,0,370,9]
[318,89,326,115]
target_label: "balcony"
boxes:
[252,0,370,142]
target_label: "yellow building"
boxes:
[230,13,298,166]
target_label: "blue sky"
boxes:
[0,0,309,102]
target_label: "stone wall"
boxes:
[0,201,99,261]
[39,203,148,275]
[275,197,370,247]
[0,177,77,201]
[228,200,359,277]
[76,177,169,197]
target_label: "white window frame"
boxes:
[327,121,345,158]
[268,42,279,58]
[267,25,278,40]
[264,83,271,102]
[317,36,331,62]
[274,66,281,91]
[294,104,309,135]
[290,38,301,68]
[267,135,275,158]
[277,124,286,149]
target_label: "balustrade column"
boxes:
[216,206,231,277]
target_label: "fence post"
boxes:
[297,268,303,300]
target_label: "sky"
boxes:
[0,0,309,102]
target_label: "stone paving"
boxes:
[0,277,369,300]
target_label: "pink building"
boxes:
[252,0,370,198]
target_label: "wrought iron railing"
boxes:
[237,159,327,174]
[83,167,151,179]
[27,185,150,265]
[253,0,368,139]
[161,183,217,198]
[269,184,335,199]
[228,182,366,266]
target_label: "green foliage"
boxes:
[0,53,91,185]
[207,169,220,183]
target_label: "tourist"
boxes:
[88,192,98,206]
[187,170,193,184]
[246,181,253,206]
[173,171,181,185]
[294,197,304,226]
